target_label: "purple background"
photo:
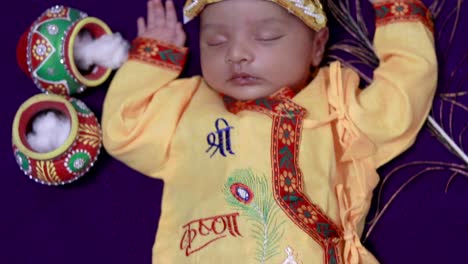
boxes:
[1,0,467,263]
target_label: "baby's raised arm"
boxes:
[102,0,200,177]
[326,2,437,260]
[336,0,437,166]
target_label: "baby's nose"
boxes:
[225,40,254,64]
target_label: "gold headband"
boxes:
[183,0,327,31]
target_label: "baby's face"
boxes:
[200,0,328,100]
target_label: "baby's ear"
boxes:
[310,27,329,67]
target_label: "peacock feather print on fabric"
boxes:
[223,169,285,264]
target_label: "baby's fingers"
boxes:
[174,23,186,47]
[165,0,177,29]
[150,0,165,28]
[137,17,146,36]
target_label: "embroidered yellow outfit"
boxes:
[102,1,437,263]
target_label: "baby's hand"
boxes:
[137,0,186,47]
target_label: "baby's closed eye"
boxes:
[255,33,285,41]
[254,28,286,42]
[202,32,228,46]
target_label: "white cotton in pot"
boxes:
[73,31,130,71]
[27,111,71,153]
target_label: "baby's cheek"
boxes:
[201,48,223,69]
[271,60,311,89]
[202,64,226,91]
[201,56,221,77]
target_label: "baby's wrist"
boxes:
[128,37,188,72]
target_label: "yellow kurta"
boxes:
[102,2,437,263]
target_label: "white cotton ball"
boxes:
[89,33,130,69]
[73,31,95,71]
[73,32,130,71]
[27,111,71,153]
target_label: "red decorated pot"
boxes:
[17,5,112,95]
[12,94,101,185]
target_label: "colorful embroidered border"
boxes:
[374,0,434,33]
[129,37,187,71]
[223,88,343,264]
[223,88,296,115]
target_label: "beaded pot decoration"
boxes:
[16,5,113,95]
[12,94,102,185]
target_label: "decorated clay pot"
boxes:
[12,94,102,185]
[16,5,112,96]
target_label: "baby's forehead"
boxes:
[200,17,289,30]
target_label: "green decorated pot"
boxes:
[12,94,102,185]
[17,5,112,95]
